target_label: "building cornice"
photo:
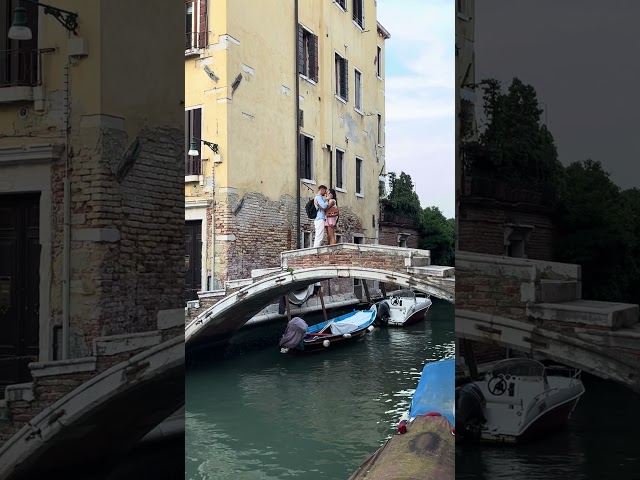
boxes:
[377,21,391,40]
[0,144,64,166]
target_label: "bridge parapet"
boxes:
[456,251,640,392]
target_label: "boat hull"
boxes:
[479,396,581,445]
[388,302,431,327]
[287,327,369,355]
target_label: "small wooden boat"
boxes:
[373,289,432,327]
[349,359,455,480]
[279,308,376,355]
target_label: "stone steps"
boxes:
[93,331,163,356]
[527,300,639,330]
[537,280,581,303]
[408,256,431,267]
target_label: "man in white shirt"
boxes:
[313,185,328,247]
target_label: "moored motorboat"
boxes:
[373,289,432,327]
[349,358,455,480]
[456,358,585,444]
[278,307,376,355]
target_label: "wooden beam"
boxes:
[362,279,371,303]
[318,285,328,323]
[284,295,291,322]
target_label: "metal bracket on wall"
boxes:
[116,137,142,182]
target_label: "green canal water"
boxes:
[185,298,455,480]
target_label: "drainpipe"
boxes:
[295,0,301,248]
[62,63,71,359]
[210,187,216,290]
[328,146,333,189]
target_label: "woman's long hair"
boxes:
[329,188,338,206]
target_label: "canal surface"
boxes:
[456,374,640,480]
[185,298,454,480]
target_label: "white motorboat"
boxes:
[373,289,432,327]
[456,358,585,444]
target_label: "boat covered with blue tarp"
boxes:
[349,358,455,480]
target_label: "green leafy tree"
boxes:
[419,207,455,267]
[381,171,422,219]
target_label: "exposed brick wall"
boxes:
[379,223,420,249]
[458,204,555,261]
[49,126,184,357]
[211,190,366,287]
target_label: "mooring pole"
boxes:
[381,282,387,299]
[362,280,371,303]
[285,295,292,322]
[318,285,328,323]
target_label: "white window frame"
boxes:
[303,231,313,248]
[376,45,382,79]
[334,0,347,13]
[352,233,365,244]
[335,234,343,244]
[355,156,364,197]
[299,23,318,84]
[185,0,207,53]
[377,112,383,146]
[300,132,315,182]
[354,67,364,114]
[335,147,346,192]
[185,105,204,182]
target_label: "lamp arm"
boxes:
[21,0,79,35]
[192,137,219,154]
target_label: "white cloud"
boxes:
[377,0,455,218]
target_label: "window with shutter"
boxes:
[185,1,195,49]
[198,0,208,49]
[355,157,363,194]
[185,108,202,175]
[335,0,347,11]
[299,26,319,82]
[299,134,314,180]
[376,46,382,78]
[336,150,345,189]
[353,0,364,28]
[335,53,348,101]
[297,25,304,75]
[354,69,362,111]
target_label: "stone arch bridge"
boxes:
[456,251,640,394]
[0,313,184,479]
[186,244,455,349]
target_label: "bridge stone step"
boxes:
[408,256,431,267]
[527,300,639,330]
[538,280,581,303]
[93,331,163,356]
[29,357,97,379]
[4,383,34,403]
[251,267,281,278]
[407,265,454,277]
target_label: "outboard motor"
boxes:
[374,300,391,327]
[278,317,308,349]
[456,383,487,443]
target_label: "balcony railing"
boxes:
[185,31,210,51]
[379,210,418,227]
[0,49,45,88]
[185,157,202,176]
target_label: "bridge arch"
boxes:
[457,309,639,394]
[186,265,455,347]
[0,336,184,479]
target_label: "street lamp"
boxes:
[8,0,79,41]
[188,137,218,157]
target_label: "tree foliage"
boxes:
[419,207,455,267]
[464,78,562,188]
[380,172,422,219]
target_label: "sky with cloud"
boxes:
[377,0,454,218]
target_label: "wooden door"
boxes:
[184,220,202,302]
[0,193,40,397]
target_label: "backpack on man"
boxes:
[305,198,317,219]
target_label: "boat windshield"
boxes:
[488,358,546,379]
[392,289,416,298]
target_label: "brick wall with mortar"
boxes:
[378,224,420,249]
[210,190,367,291]
[49,125,184,357]
[458,204,555,261]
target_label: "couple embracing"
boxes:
[313,184,339,247]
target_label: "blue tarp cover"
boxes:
[409,358,455,426]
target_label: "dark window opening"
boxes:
[376,45,382,77]
[185,108,202,175]
[353,0,364,28]
[354,69,362,110]
[298,25,319,82]
[377,113,383,145]
[336,150,344,189]
[355,158,363,194]
[299,134,314,180]
[335,53,348,101]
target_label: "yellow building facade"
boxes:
[184,0,390,296]
[0,1,183,391]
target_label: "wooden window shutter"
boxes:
[184,110,190,162]
[193,109,202,160]
[342,58,349,101]
[311,34,319,82]
[198,0,208,48]
[297,25,304,75]
[298,134,305,177]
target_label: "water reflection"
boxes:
[186,299,454,480]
